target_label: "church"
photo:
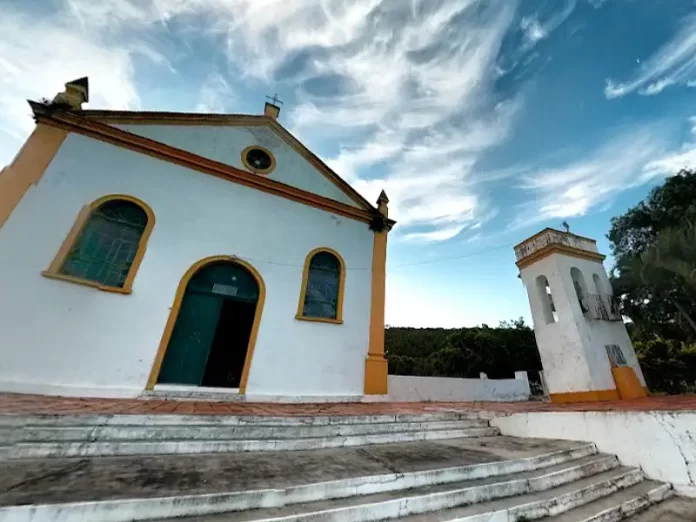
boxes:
[0,78,394,400]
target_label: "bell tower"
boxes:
[515,228,648,403]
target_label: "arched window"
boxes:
[535,275,558,324]
[296,248,345,324]
[43,195,155,293]
[570,267,589,313]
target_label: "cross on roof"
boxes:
[266,93,284,106]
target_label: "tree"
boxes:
[609,169,696,340]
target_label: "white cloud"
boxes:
[643,117,696,176]
[195,71,234,113]
[514,117,696,229]
[1,0,525,242]
[605,13,696,98]
[519,1,576,49]
[514,126,672,228]
[0,7,146,164]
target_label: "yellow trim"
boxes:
[612,367,648,400]
[32,108,374,224]
[549,389,620,403]
[43,194,155,294]
[0,124,68,229]
[364,229,389,395]
[296,247,346,324]
[75,109,375,211]
[145,255,266,393]
[241,145,276,175]
[41,272,131,294]
[516,244,606,270]
[514,227,597,249]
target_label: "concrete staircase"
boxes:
[0,411,674,522]
[0,412,496,459]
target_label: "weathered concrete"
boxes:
[490,410,696,498]
[0,437,588,505]
[387,374,531,402]
[627,498,696,521]
[164,468,658,522]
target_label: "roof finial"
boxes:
[377,190,389,217]
[264,93,283,120]
[51,77,89,110]
[561,220,570,233]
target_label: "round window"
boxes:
[242,146,275,174]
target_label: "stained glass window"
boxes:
[60,200,148,288]
[302,252,341,319]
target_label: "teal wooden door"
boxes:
[158,292,223,385]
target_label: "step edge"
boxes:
[0,444,599,521]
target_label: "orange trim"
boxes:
[516,244,606,269]
[364,229,389,395]
[549,389,620,403]
[295,247,346,324]
[514,227,597,249]
[146,256,266,393]
[0,124,67,228]
[77,108,375,211]
[31,104,374,225]
[43,194,156,294]
[612,367,648,400]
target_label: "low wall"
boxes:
[387,373,531,402]
[490,411,696,498]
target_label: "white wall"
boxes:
[520,253,645,395]
[387,375,531,402]
[114,123,361,208]
[491,411,696,498]
[0,132,373,398]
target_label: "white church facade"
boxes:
[0,78,393,400]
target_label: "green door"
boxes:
[158,291,223,385]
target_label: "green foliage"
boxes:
[634,336,696,394]
[609,169,696,341]
[385,318,542,379]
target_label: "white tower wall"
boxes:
[516,229,647,403]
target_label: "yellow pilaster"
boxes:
[364,191,390,395]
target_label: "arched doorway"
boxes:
[148,257,265,392]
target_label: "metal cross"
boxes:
[266,93,284,106]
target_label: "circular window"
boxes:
[241,145,276,174]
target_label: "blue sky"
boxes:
[1,0,696,327]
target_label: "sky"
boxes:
[1,0,696,328]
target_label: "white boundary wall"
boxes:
[490,411,696,497]
[387,374,531,402]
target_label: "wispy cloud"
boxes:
[605,13,696,98]
[0,8,140,147]
[195,71,234,113]
[1,0,529,242]
[519,0,576,49]
[513,126,671,228]
[513,118,696,229]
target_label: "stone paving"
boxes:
[0,393,694,416]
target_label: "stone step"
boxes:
[16,419,488,443]
[544,481,673,521]
[0,411,484,428]
[0,438,596,512]
[161,460,639,522]
[624,497,696,521]
[0,445,610,522]
[396,467,648,522]
[6,427,500,459]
